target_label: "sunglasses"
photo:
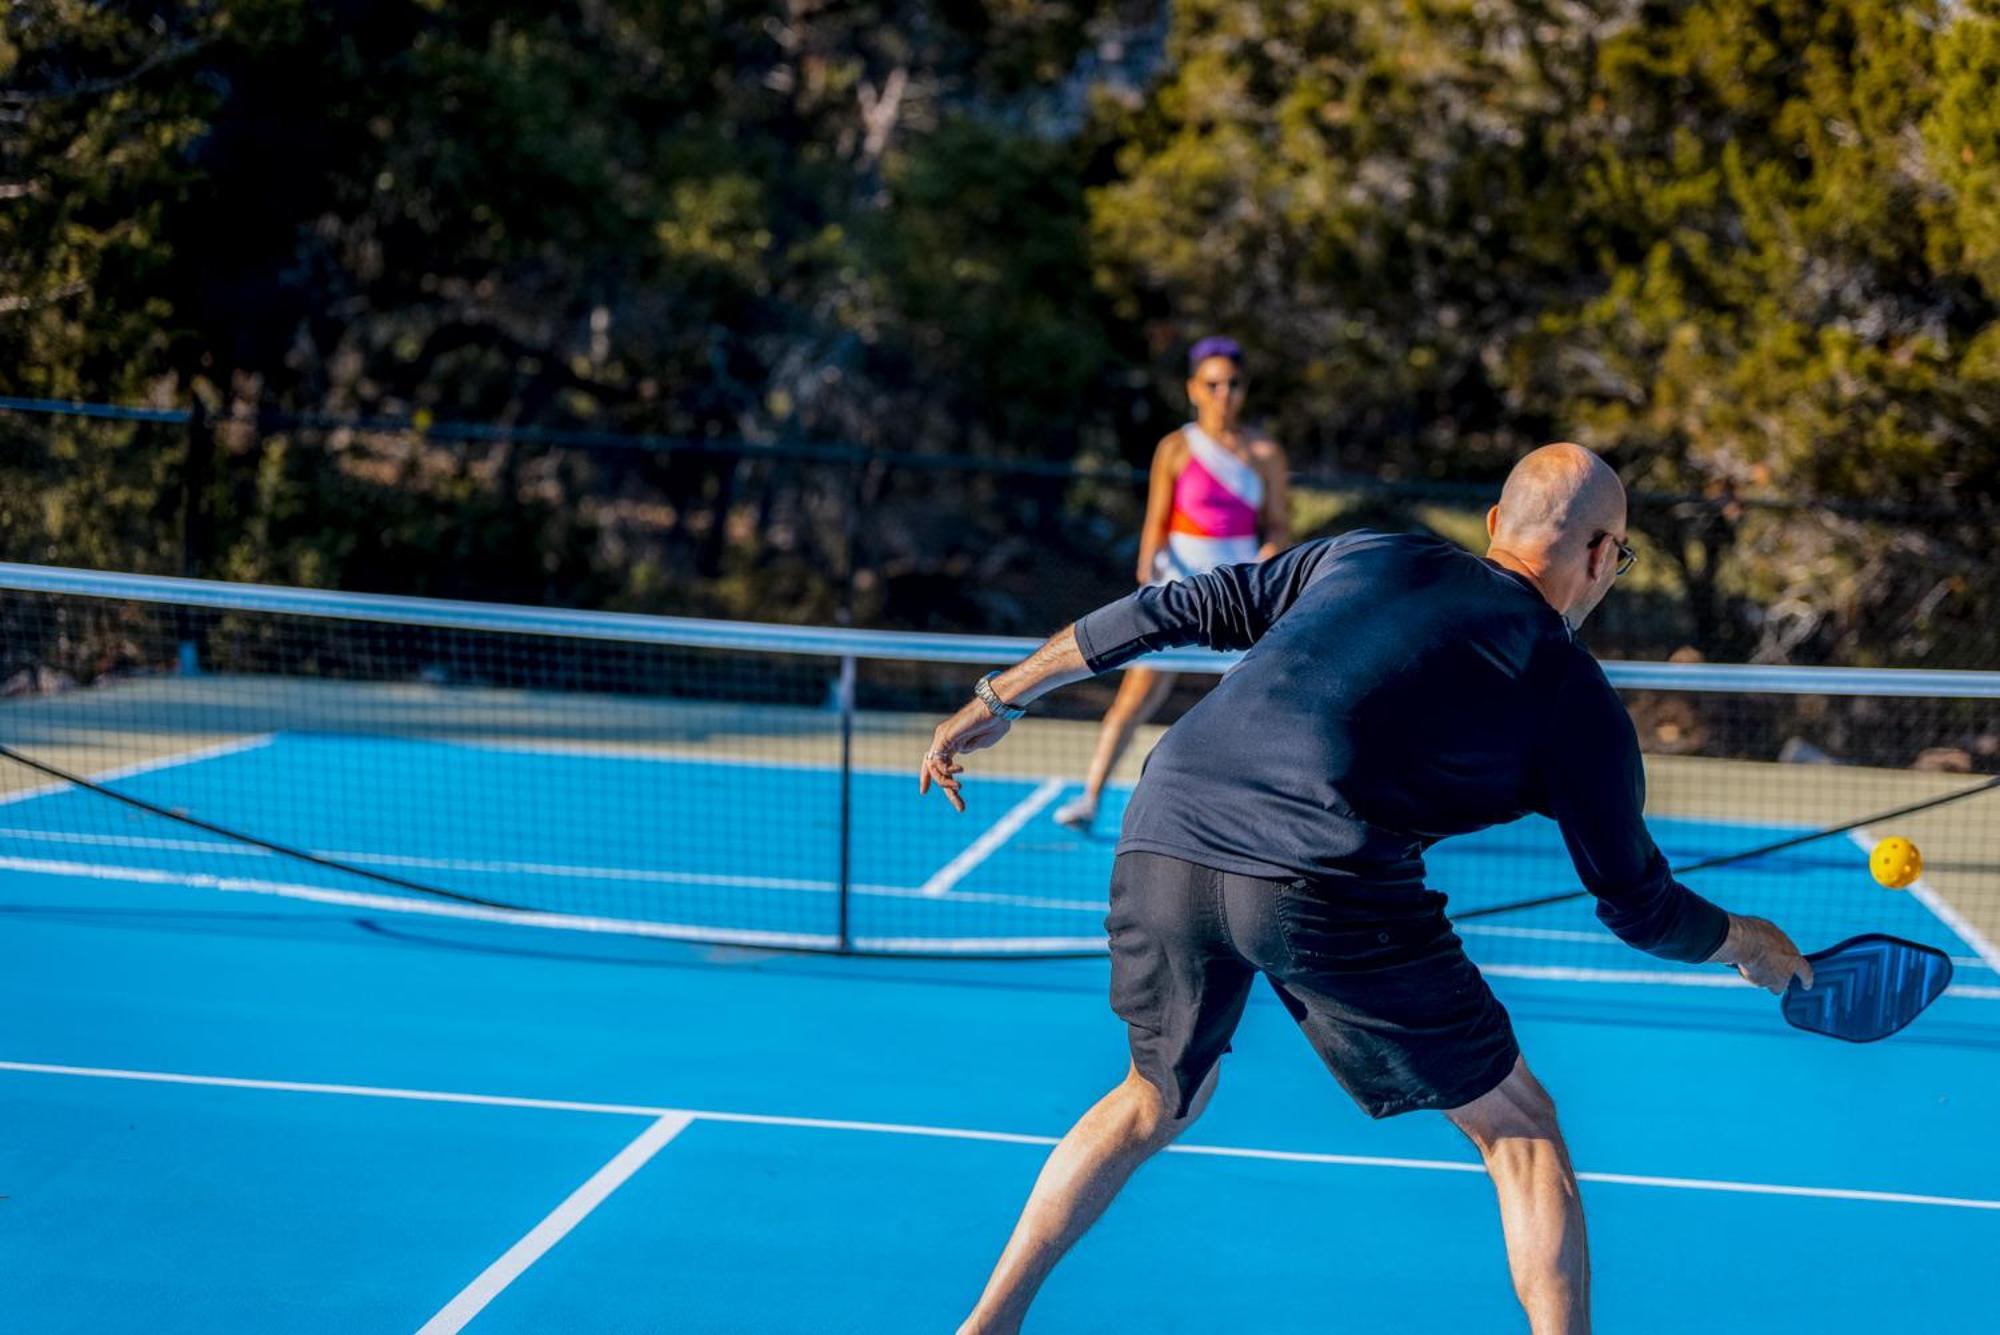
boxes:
[1590,531,1638,577]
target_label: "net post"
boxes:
[836,652,857,952]
[177,398,214,676]
[833,450,869,954]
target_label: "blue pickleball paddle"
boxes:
[1781,933,1953,1043]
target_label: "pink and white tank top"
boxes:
[1153,424,1265,582]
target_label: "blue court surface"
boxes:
[4,731,1999,1331]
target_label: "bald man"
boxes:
[919,444,1811,1334]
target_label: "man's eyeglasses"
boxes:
[1590,531,1638,577]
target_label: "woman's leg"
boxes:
[1054,668,1178,831]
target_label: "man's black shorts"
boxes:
[1106,849,1519,1120]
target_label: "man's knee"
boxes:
[1119,1062,1215,1148]
[1445,1059,1563,1156]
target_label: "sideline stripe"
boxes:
[1483,963,1748,989]
[414,1113,693,1334]
[0,832,1111,912]
[5,852,1998,990]
[0,1061,674,1115]
[0,735,275,808]
[0,855,840,950]
[14,734,1991,976]
[1481,960,1998,1001]
[4,824,1995,973]
[851,934,1105,953]
[919,779,1066,897]
[1463,920,1993,973]
[4,1060,1996,1213]
[1173,1143,2000,1211]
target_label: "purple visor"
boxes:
[1187,336,1244,371]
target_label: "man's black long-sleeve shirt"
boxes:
[1072,530,1728,963]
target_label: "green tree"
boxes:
[1089,0,1590,474]
[1511,0,2000,663]
[1,2,1128,613]
[1090,0,1998,665]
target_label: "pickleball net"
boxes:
[0,562,1994,987]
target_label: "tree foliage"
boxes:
[0,0,1994,664]
[1092,0,1999,664]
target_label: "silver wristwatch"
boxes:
[973,671,1026,720]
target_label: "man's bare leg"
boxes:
[1446,1058,1591,1334]
[958,1062,1214,1335]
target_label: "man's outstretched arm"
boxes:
[920,626,1091,811]
[1071,535,1343,668]
[921,538,1348,811]
[1541,654,1811,991]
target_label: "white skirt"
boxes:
[1150,533,1261,585]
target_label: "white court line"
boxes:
[1482,963,1751,989]
[11,727,1994,975]
[0,827,262,855]
[0,734,276,807]
[1460,924,1612,945]
[0,1061,676,1116]
[2,825,1994,969]
[0,839,1108,915]
[12,822,2000,975]
[1462,919,1994,973]
[414,1112,693,1335]
[919,778,1065,898]
[0,855,839,951]
[1479,961,2000,1002]
[1849,828,2000,977]
[4,1059,1998,1212]
[6,849,1999,988]
[852,934,1107,953]
[1174,1141,2000,1209]
[321,850,1113,914]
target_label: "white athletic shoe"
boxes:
[1053,794,1098,833]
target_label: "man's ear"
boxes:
[1485,505,1500,540]
[1586,535,1611,581]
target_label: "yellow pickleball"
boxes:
[1870,835,1922,890]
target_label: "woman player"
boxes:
[1052,336,1291,833]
